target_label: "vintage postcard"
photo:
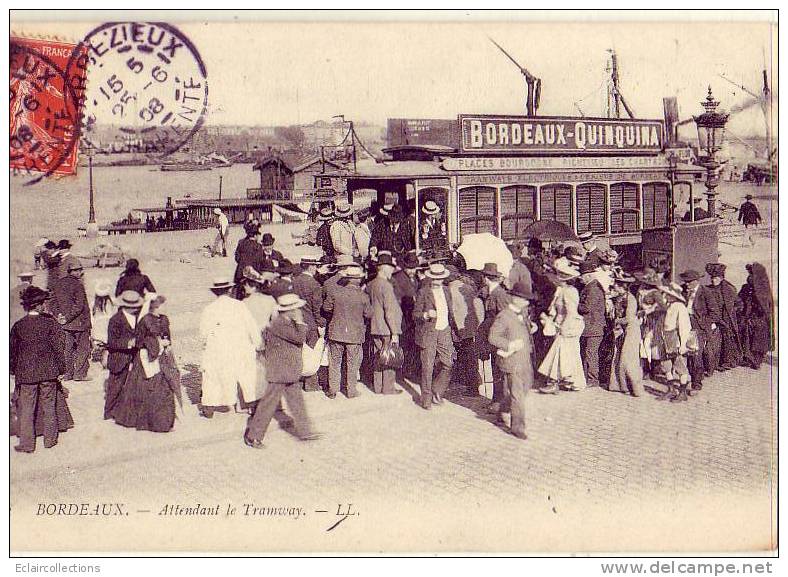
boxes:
[8,11,778,554]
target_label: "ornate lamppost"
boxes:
[85,140,98,238]
[693,86,728,219]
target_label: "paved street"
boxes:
[11,354,776,553]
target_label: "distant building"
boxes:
[250,152,347,200]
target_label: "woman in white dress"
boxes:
[537,261,587,393]
[198,278,261,418]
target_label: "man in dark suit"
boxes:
[478,263,511,413]
[488,282,535,440]
[52,261,91,381]
[366,253,403,395]
[292,256,324,392]
[578,232,605,270]
[104,291,143,419]
[259,233,285,271]
[322,265,371,398]
[413,263,455,410]
[680,269,720,393]
[578,261,607,387]
[392,252,421,380]
[244,294,320,448]
[56,239,81,281]
[10,286,68,453]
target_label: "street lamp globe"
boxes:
[693,86,728,159]
[692,86,729,218]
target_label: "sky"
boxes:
[10,15,777,137]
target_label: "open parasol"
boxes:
[456,232,513,277]
[521,219,578,242]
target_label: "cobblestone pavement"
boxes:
[10,354,777,553]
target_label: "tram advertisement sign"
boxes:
[459,115,663,155]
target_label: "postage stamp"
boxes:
[9,36,86,183]
[65,22,209,158]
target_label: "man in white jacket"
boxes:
[330,204,357,260]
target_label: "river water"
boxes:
[10,163,259,254]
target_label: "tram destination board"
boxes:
[459,114,664,155]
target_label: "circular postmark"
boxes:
[66,22,208,158]
[10,40,82,185]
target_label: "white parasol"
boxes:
[456,232,513,277]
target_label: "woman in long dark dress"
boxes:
[112,296,178,432]
[115,258,156,298]
[738,263,774,370]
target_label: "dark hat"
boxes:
[705,262,726,277]
[509,281,535,300]
[399,252,420,270]
[20,286,50,308]
[244,221,260,236]
[577,231,594,242]
[745,194,754,200]
[57,239,72,249]
[480,262,501,278]
[44,240,57,249]
[679,269,703,283]
[579,260,599,274]
[633,270,663,287]
[527,237,543,251]
[261,233,275,246]
[376,253,395,267]
[277,259,297,276]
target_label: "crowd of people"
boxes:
[10,204,774,452]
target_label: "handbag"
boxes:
[376,339,404,370]
[662,328,680,357]
[302,336,326,377]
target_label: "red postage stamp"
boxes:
[9,36,87,182]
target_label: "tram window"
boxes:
[642,182,670,229]
[575,183,607,234]
[459,186,498,237]
[500,185,536,240]
[539,184,573,228]
[610,183,640,233]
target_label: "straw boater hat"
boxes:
[424,263,450,280]
[422,200,440,215]
[552,260,581,280]
[659,282,686,303]
[577,231,594,243]
[380,202,394,216]
[94,279,113,297]
[300,255,322,266]
[276,293,306,312]
[340,265,365,279]
[18,271,35,283]
[334,204,353,218]
[116,290,144,308]
[21,286,50,308]
[209,277,235,293]
[318,207,334,221]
